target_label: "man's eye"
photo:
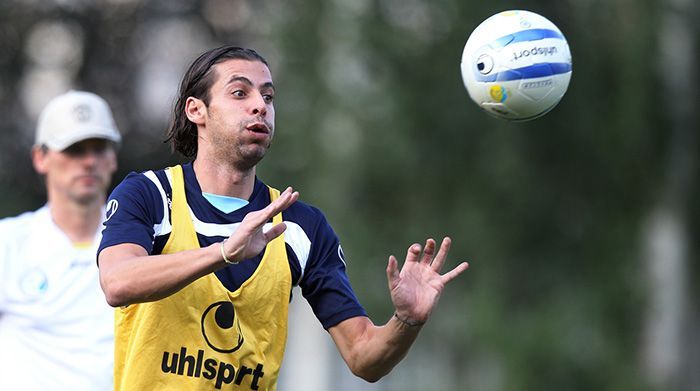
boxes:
[64,145,86,156]
[232,90,245,97]
[263,94,274,103]
[64,144,108,157]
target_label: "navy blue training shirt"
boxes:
[98,163,366,329]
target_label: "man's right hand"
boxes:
[221,186,299,263]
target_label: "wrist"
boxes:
[220,239,239,265]
[393,312,425,327]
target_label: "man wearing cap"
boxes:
[0,90,121,390]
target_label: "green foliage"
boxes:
[0,0,696,389]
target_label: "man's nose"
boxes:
[251,93,267,117]
[77,148,102,165]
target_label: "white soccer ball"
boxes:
[460,10,572,121]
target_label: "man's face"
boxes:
[200,59,276,170]
[32,138,117,205]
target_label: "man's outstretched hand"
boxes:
[387,237,469,325]
[222,187,299,263]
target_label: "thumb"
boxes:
[386,255,399,290]
[263,222,287,241]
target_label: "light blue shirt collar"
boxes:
[202,192,249,214]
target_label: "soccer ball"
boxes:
[460,10,572,121]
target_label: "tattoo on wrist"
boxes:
[393,312,425,327]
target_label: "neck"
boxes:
[193,157,256,200]
[48,195,104,244]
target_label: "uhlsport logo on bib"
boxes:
[160,301,266,390]
[202,301,245,353]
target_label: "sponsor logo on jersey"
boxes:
[160,301,265,389]
[19,268,48,298]
[161,347,265,390]
[201,301,244,353]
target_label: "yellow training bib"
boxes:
[114,165,291,390]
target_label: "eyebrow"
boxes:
[226,75,275,92]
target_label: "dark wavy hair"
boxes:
[165,46,269,158]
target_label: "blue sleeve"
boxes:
[98,172,164,259]
[299,210,367,329]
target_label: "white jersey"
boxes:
[0,205,113,390]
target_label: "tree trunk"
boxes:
[642,0,697,389]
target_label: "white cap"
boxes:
[35,90,122,151]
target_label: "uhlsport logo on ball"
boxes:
[460,10,572,121]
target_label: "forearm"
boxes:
[99,242,224,307]
[330,315,423,382]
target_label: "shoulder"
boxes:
[255,182,332,233]
[0,206,50,252]
[108,168,172,208]
[0,206,49,235]
[112,168,168,196]
[284,199,330,230]
[105,167,174,226]
[281,198,340,272]
[100,167,175,255]
[281,198,338,244]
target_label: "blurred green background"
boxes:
[1,0,698,390]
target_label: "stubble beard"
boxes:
[215,121,274,172]
[65,177,108,206]
[72,191,104,206]
[232,141,268,172]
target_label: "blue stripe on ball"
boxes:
[475,62,572,82]
[490,28,565,48]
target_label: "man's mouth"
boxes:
[246,122,270,134]
[76,175,101,185]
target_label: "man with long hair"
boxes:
[98,46,468,390]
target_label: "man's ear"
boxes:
[31,146,49,175]
[185,97,206,125]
